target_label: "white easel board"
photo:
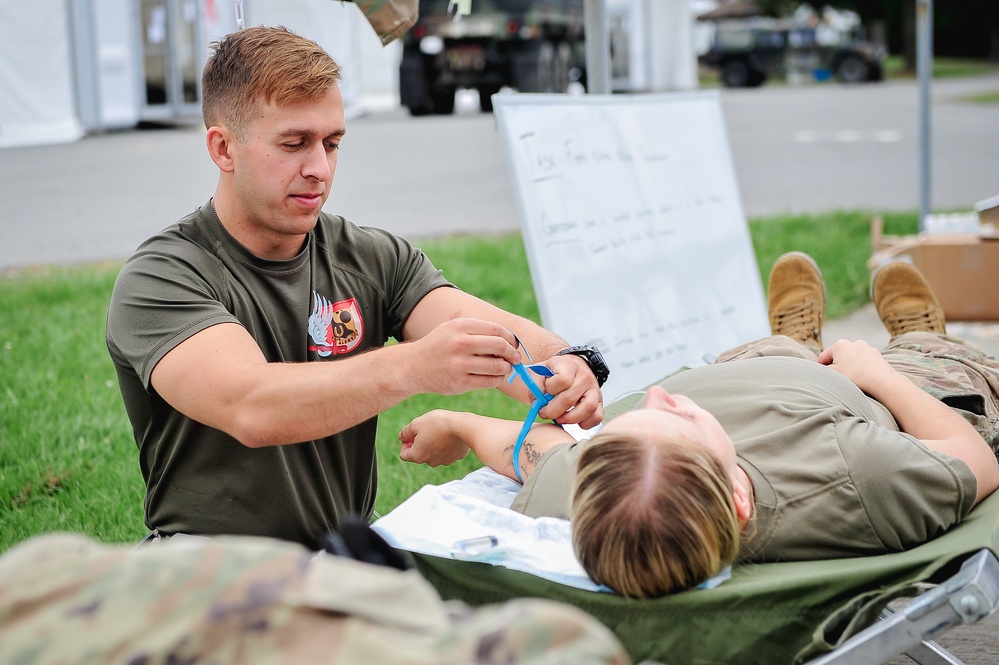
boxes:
[494,91,769,403]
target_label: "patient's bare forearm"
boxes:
[450,414,573,483]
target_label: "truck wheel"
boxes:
[399,48,431,116]
[721,60,751,88]
[513,40,555,93]
[430,86,456,115]
[836,55,869,84]
[477,85,502,112]
[747,68,766,87]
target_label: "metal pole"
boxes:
[917,0,932,231]
[584,0,611,94]
[68,0,100,132]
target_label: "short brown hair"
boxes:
[202,26,342,137]
[571,431,740,598]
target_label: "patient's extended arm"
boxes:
[398,410,575,482]
[819,339,999,505]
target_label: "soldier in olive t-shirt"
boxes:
[107,203,450,549]
[108,27,607,552]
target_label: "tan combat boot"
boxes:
[871,261,946,337]
[768,251,826,353]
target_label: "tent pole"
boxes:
[917,0,932,231]
[584,0,611,94]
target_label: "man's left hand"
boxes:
[537,354,603,429]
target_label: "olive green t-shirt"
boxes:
[106,202,451,549]
[512,356,978,562]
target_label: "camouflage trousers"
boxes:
[718,333,999,453]
[0,533,630,665]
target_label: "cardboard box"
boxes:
[870,228,999,321]
[977,194,999,228]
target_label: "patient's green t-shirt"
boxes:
[512,356,978,562]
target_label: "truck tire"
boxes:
[430,86,456,115]
[478,84,502,112]
[836,55,869,84]
[721,60,751,88]
[400,47,431,116]
[399,47,456,116]
[513,40,555,93]
[866,61,885,82]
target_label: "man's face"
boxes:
[227,84,346,257]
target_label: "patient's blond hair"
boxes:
[202,26,342,138]
[571,431,740,598]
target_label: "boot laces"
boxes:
[885,307,945,335]
[774,300,820,341]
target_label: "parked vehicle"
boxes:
[399,0,585,115]
[700,8,886,88]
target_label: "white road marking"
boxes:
[793,129,902,143]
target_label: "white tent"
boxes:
[0,0,84,148]
[0,0,397,149]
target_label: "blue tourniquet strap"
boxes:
[511,397,550,482]
[507,356,556,483]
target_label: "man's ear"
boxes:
[206,126,236,173]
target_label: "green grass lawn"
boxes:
[965,91,999,104]
[883,55,999,80]
[0,210,919,554]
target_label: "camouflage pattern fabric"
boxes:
[354,0,419,45]
[881,332,999,452]
[717,332,999,454]
[715,334,821,364]
[0,533,630,665]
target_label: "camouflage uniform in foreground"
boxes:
[356,0,419,45]
[0,533,630,665]
[717,331,999,453]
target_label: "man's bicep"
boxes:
[402,286,478,340]
[150,322,266,430]
[107,252,232,385]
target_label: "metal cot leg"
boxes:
[804,549,999,665]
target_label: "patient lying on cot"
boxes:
[397,253,999,599]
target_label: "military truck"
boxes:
[399,0,585,115]
[701,15,886,88]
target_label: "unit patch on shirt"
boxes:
[308,291,364,356]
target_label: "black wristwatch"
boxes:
[556,345,610,387]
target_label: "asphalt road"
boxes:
[2,74,998,271]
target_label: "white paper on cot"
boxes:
[372,467,731,593]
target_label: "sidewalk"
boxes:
[825,303,999,359]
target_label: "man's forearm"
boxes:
[187,342,426,447]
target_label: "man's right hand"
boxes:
[406,317,520,395]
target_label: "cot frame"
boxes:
[803,548,999,665]
[407,490,999,665]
